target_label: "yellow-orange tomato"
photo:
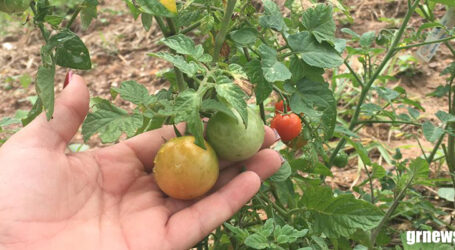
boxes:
[159,0,177,13]
[153,136,219,200]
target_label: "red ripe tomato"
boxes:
[275,100,289,114]
[271,113,302,141]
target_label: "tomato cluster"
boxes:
[271,100,304,148]
[154,107,265,200]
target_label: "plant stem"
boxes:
[242,47,251,61]
[181,20,202,34]
[395,36,455,50]
[30,2,49,43]
[66,6,82,29]
[328,0,420,167]
[155,16,169,36]
[154,17,186,91]
[356,120,420,126]
[165,17,178,35]
[213,0,237,62]
[427,130,446,163]
[370,175,415,247]
[362,163,375,204]
[344,60,364,87]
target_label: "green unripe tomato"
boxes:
[333,151,348,168]
[206,107,265,161]
[0,0,31,14]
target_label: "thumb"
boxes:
[14,72,90,150]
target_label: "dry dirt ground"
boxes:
[0,0,454,226]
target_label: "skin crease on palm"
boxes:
[0,75,282,250]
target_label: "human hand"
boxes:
[0,74,282,250]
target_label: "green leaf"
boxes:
[123,0,141,19]
[341,28,360,39]
[141,13,153,31]
[422,121,445,143]
[223,223,249,242]
[346,138,372,166]
[261,219,275,237]
[360,31,376,48]
[270,161,292,182]
[259,0,287,32]
[427,85,450,97]
[172,89,205,148]
[244,233,270,249]
[287,31,343,68]
[36,65,55,121]
[312,162,333,176]
[215,80,248,127]
[112,81,150,105]
[409,158,429,184]
[19,74,32,88]
[82,100,143,143]
[274,225,308,245]
[230,27,258,46]
[22,98,43,126]
[136,0,175,17]
[151,52,200,77]
[289,56,324,83]
[162,34,210,61]
[244,59,272,104]
[302,185,383,238]
[289,79,337,139]
[371,163,386,179]
[81,0,98,30]
[0,117,20,127]
[435,110,455,123]
[437,187,455,202]
[201,99,237,120]
[258,44,291,82]
[301,4,336,44]
[50,30,92,70]
[44,15,64,27]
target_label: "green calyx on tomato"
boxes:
[333,151,348,168]
[153,136,219,200]
[271,113,302,142]
[275,100,290,114]
[206,107,265,161]
[0,0,30,14]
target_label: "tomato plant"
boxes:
[206,107,264,161]
[153,136,219,200]
[271,113,302,142]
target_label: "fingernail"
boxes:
[272,128,281,142]
[63,70,74,89]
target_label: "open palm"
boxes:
[0,75,281,250]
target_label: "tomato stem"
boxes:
[213,0,237,62]
[66,5,82,29]
[328,0,420,168]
